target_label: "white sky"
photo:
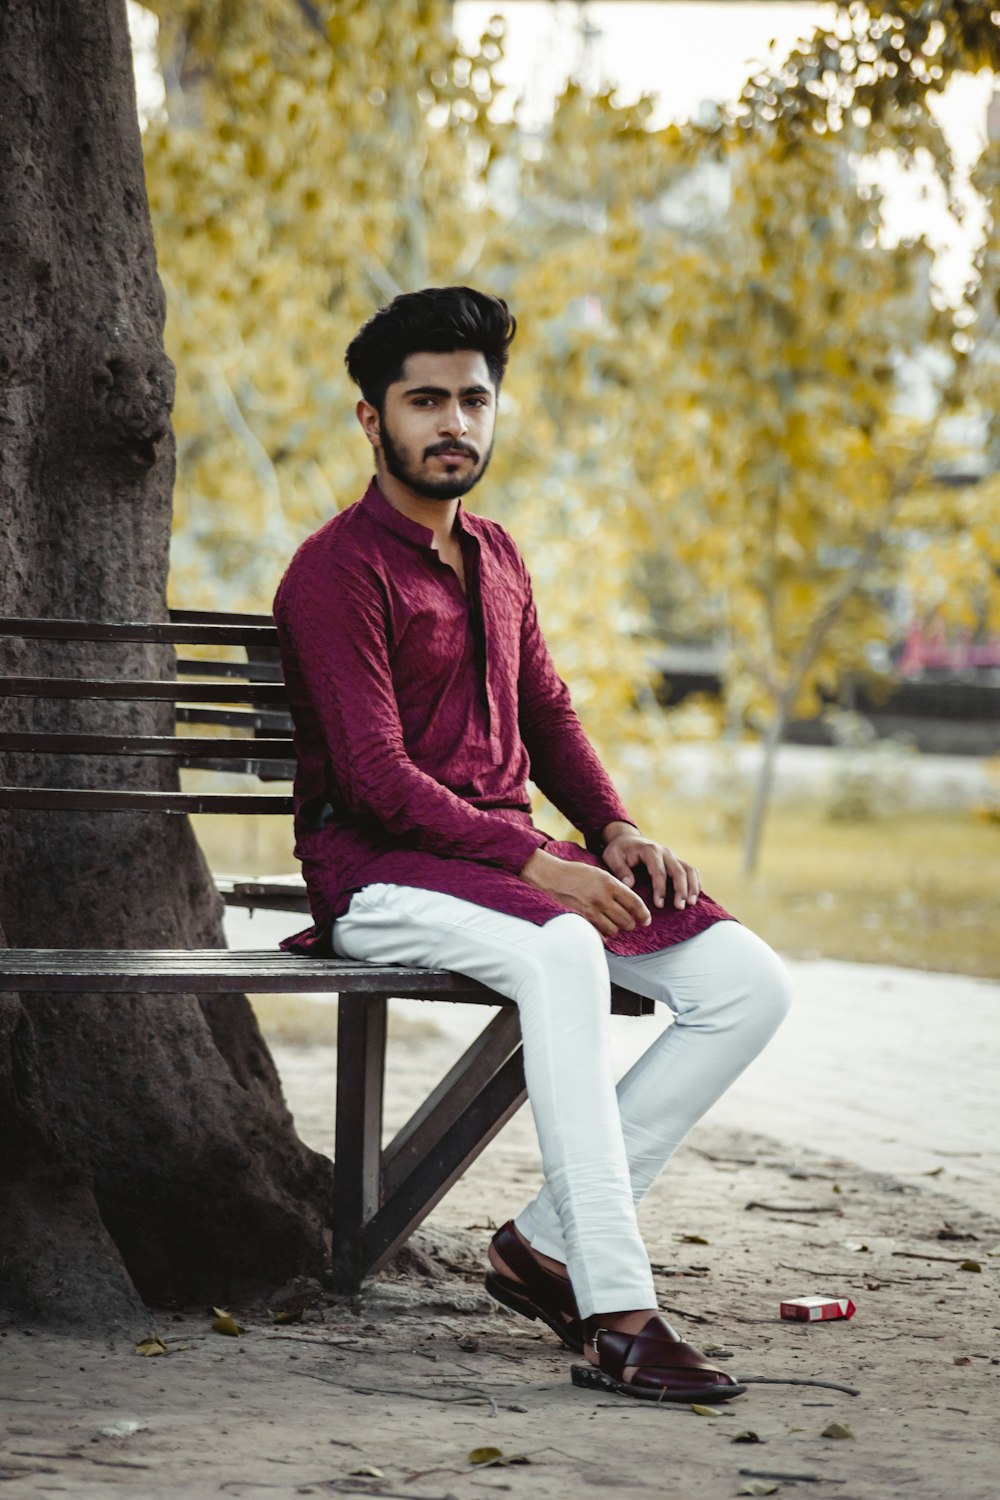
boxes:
[453,2,997,302]
[129,2,998,304]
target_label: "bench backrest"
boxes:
[0,610,295,816]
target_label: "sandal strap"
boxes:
[594,1315,722,1384]
[491,1221,579,1319]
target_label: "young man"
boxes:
[274,286,791,1403]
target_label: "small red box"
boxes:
[780,1295,856,1322]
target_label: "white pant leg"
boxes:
[517,921,793,1257]
[331,882,657,1318]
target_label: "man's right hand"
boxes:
[519,848,651,938]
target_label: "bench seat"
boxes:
[0,613,653,1292]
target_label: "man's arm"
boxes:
[275,554,547,873]
[515,555,701,915]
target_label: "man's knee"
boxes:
[517,913,609,1009]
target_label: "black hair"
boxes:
[345,286,516,409]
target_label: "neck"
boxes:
[375,468,460,549]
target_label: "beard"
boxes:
[379,418,494,501]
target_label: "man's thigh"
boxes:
[332,882,604,1004]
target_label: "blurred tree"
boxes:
[142,0,1000,870]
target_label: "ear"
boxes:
[356,398,381,450]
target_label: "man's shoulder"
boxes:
[464,510,524,566]
[274,500,382,616]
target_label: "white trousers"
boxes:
[332,883,793,1319]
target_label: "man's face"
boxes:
[365,349,498,501]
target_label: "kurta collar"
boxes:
[361,479,473,549]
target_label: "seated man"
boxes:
[274,286,792,1404]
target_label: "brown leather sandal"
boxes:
[484,1221,584,1354]
[571,1314,746,1402]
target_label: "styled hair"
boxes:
[345,286,516,408]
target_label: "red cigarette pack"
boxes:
[780,1295,856,1322]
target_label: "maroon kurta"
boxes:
[273,482,732,957]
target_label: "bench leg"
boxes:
[330,993,388,1294]
[364,1006,526,1278]
[329,1002,528,1293]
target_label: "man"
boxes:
[274,286,791,1403]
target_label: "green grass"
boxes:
[194,803,1000,980]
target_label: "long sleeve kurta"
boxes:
[273,481,732,958]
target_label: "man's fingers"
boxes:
[602,847,635,887]
[639,847,668,908]
[666,855,690,908]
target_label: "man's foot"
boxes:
[484,1221,584,1353]
[573,1312,746,1403]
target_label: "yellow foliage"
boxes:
[143,0,1000,825]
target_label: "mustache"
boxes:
[424,441,479,462]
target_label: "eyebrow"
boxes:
[402,384,493,398]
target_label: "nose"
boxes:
[438,401,468,438]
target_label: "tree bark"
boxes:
[0,0,329,1332]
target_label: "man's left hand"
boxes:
[600,823,701,911]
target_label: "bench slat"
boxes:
[0,677,288,705]
[0,951,509,999]
[0,949,654,1014]
[0,732,295,762]
[0,787,292,813]
[0,616,279,646]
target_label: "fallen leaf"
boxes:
[134,1337,167,1357]
[680,1234,710,1245]
[954,1356,971,1366]
[731,1430,762,1444]
[960,1260,983,1273]
[691,1403,722,1417]
[822,1422,853,1439]
[469,1448,504,1466]
[467,1447,530,1468]
[832,1184,842,1194]
[348,1466,384,1478]
[739,1483,779,1496]
[210,1309,244,1336]
[271,1309,301,1325]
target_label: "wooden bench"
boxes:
[0,612,653,1293]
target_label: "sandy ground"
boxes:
[2,926,998,1499]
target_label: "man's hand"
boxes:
[519,848,651,938]
[600,821,701,911]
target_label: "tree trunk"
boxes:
[0,0,329,1332]
[741,698,791,878]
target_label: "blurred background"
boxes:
[127,2,1000,980]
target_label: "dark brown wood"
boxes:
[331,996,389,1293]
[0,788,292,813]
[0,950,518,999]
[381,1007,523,1196]
[0,616,278,646]
[175,659,284,682]
[176,707,293,732]
[362,1046,529,1279]
[0,732,295,761]
[0,676,288,704]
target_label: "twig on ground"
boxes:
[746,1202,843,1215]
[738,1377,861,1396]
[739,1468,845,1483]
[891,1251,970,1265]
[9,1450,152,1470]
[285,1368,501,1415]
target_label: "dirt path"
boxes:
[2,1000,997,1500]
